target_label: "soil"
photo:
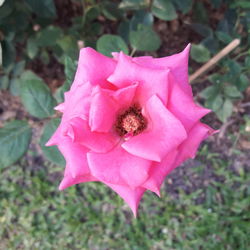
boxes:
[0,0,249,197]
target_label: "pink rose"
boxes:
[46,45,214,216]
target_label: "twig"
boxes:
[218,119,236,140]
[240,102,250,108]
[189,39,241,83]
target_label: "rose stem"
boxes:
[189,39,240,84]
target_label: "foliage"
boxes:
[0,1,249,247]
[0,0,249,176]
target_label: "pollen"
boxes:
[115,105,147,137]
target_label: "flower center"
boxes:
[115,105,147,137]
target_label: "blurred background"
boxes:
[0,0,249,249]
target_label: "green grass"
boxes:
[0,146,249,250]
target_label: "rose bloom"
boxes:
[47,45,215,216]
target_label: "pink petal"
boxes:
[59,173,97,190]
[142,150,178,196]
[174,122,216,167]
[122,95,187,162]
[134,44,192,96]
[89,87,117,133]
[167,73,210,132]
[87,146,151,188]
[112,83,138,106]
[54,103,65,112]
[68,117,119,153]
[57,138,90,178]
[62,81,93,121]
[71,47,117,90]
[104,182,146,217]
[108,52,169,106]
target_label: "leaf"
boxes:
[211,95,223,111]
[27,37,39,59]
[84,6,100,24]
[20,78,56,119]
[193,1,208,23]
[118,21,130,43]
[119,0,148,10]
[152,0,177,21]
[12,61,26,77]
[191,44,210,63]
[56,36,78,61]
[215,31,232,44]
[9,78,20,96]
[101,2,123,21]
[40,119,65,166]
[2,40,16,69]
[64,56,77,86]
[0,42,2,67]
[224,85,242,99]
[24,0,57,18]
[130,10,154,31]
[199,86,217,99]
[55,56,77,103]
[36,26,63,47]
[236,74,249,91]
[216,99,233,123]
[129,24,161,51]
[190,23,213,38]
[172,0,193,14]
[0,75,9,90]
[0,0,5,7]
[97,35,128,57]
[0,120,31,169]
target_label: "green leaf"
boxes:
[129,24,161,51]
[40,119,65,166]
[0,75,9,90]
[64,56,77,86]
[20,78,56,119]
[172,0,193,14]
[236,74,249,91]
[119,0,148,10]
[224,85,242,99]
[152,0,177,21]
[191,23,213,38]
[0,42,2,67]
[130,10,154,31]
[27,38,39,59]
[56,36,78,61]
[191,44,210,63]
[9,78,20,96]
[0,120,31,169]
[55,56,77,103]
[25,0,57,18]
[216,99,233,123]
[211,94,223,111]
[215,31,232,44]
[193,1,208,23]
[84,6,100,24]
[230,1,250,8]
[244,56,250,68]
[20,70,43,82]
[36,26,63,47]
[97,35,128,57]
[12,61,25,77]
[118,21,130,43]
[199,86,217,99]
[101,2,123,21]
[2,40,16,69]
